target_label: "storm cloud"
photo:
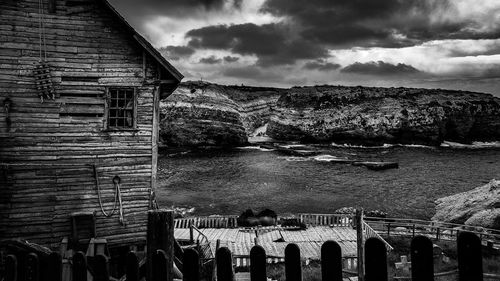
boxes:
[107,0,500,95]
[341,61,422,75]
[186,23,329,66]
[303,60,341,71]
[158,45,195,61]
[260,0,500,48]
[199,56,223,64]
[108,0,241,18]
[223,56,240,63]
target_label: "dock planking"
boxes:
[175,226,358,262]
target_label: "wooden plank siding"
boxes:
[0,0,181,248]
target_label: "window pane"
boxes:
[108,88,134,129]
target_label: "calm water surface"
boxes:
[157,145,500,219]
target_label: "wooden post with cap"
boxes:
[356,208,365,281]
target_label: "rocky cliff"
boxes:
[267,86,500,146]
[432,179,500,230]
[159,82,281,147]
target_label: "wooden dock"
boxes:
[175,225,358,268]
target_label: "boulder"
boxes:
[464,209,500,229]
[432,179,500,229]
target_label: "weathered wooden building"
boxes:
[0,0,183,248]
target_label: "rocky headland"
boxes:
[160,82,500,147]
[267,86,500,146]
[432,179,500,230]
[159,81,282,147]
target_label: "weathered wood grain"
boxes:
[0,0,179,248]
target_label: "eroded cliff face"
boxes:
[159,84,248,147]
[267,86,500,146]
[159,82,282,147]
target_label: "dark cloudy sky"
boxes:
[109,0,500,96]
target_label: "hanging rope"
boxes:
[34,0,54,102]
[92,165,125,225]
[38,0,48,61]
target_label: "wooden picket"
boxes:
[250,246,266,281]
[410,236,434,281]
[365,237,388,281]
[285,244,302,281]
[183,248,200,281]
[47,252,62,281]
[458,231,483,281]
[125,251,140,281]
[5,255,17,281]
[321,241,343,281]
[72,251,87,281]
[216,247,234,281]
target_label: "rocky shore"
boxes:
[432,179,500,230]
[268,86,500,146]
[160,81,282,147]
[159,83,248,147]
[160,82,500,147]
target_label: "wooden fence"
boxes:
[174,213,354,229]
[365,216,500,247]
[298,213,353,227]
[2,231,497,281]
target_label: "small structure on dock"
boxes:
[0,0,183,249]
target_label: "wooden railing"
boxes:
[174,216,238,229]
[365,216,500,246]
[298,213,354,227]
[174,213,355,229]
[362,221,393,251]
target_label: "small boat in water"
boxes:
[352,161,399,171]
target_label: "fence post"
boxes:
[5,254,17,281]
[250,245,266,281]
[26,252,39,281]
[93,254,110,281]
[457,232,483,281]
[190,223,194,244]
[285,243,302,281]
[153,250,169,281]
[411,236,434,281]
[321,241,343,281]
[365,238,388,281]
[147,210,174,281]
[183,248,200,281]
[356,209,365,281]
[73,252,87,281]
[47,252,62,281]
[126,251,140,281]
[216,247,234,281]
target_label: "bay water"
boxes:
[157,143,500,219]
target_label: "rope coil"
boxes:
[92,165,125,226]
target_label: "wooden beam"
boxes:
[48,0,56,14]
